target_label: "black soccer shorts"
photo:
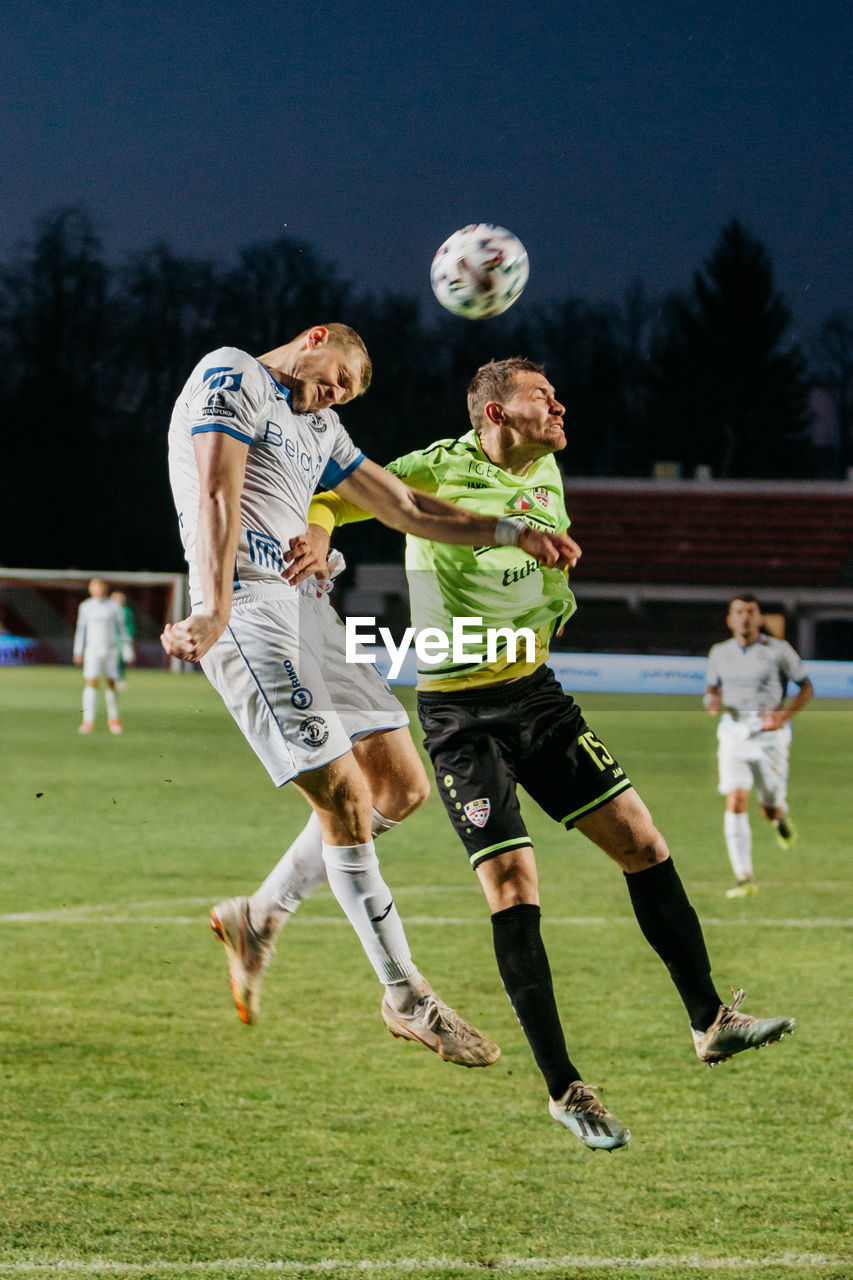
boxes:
[417,663,632,868]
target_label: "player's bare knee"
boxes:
[477,847,538,912]
[367,771,429,823]
[397,773,431,818]
[726,790,749,814]
[355,731,430,820]
[614,830,670,873]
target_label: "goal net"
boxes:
[0,568,188,670]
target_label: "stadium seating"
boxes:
[334,482,853,659]
[562,484,853,587]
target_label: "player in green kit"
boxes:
[288,357,798,1152]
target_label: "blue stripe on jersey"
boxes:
[319,452,365,490]
[191,423,254,445]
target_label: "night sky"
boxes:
[4,0,851,339]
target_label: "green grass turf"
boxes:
[0,667,850,1280]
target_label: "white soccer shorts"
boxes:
[200,591,408,787]
[82,648,120,681]
[716,718,791,807]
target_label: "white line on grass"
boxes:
[0,909,851,928]
[0,1252,845,1274]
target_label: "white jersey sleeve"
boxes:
[316,428,365,490]
[776,640,807,687]
[705,645,723,688]
[180,349,270,447]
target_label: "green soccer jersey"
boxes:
[383,431,576,689]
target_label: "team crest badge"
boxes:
[533,487,549,508]
[298,716,329,748]
[463,798,491,828]
[509,491,533,512]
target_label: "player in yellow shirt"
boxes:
[287,357,797,1152]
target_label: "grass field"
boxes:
[0,667,850,1280]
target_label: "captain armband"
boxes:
[494,516,527,547]
[306,501,337,536]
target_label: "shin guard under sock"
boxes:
[491,903,581,1098]
[624,858,721,1031]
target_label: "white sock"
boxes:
[82,687,97,724]
[105,688,119,721]
[321,839,417,986]
[250,812,327,924]
[250,808,402,928]
[724,811,753,882]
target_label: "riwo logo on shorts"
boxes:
[463,798,491,828]
[298,716,329,748]
[283,657,313,709]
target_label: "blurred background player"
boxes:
[110,590,136,688]
[704,594,813,898]
[73,578,131,734]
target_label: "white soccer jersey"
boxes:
[168,347,365,609]
[706,634,807,730]
[73,598,127,657]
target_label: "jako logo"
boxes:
[283,658,313,709]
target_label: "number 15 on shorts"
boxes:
[578,730,615,772]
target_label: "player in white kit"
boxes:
[704,595,813,898]
[163,323,577,1065]
[73,578,132,734]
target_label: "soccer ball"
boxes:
[430,224,529,319]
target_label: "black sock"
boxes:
[624,858,721,1032]
[491,903,581,1099]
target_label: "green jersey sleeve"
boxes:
[384,439,457,493]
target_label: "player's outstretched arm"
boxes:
[332,457,580,569]
[161,432,248,664]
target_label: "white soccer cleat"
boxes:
[549,1081,631,1151]
[726,881,759,899]
[209,897,277,1025]
[693,987,796,1066]
[381,990,500,1067]
[774,816,798,851]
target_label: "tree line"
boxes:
[1,207,850,571]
